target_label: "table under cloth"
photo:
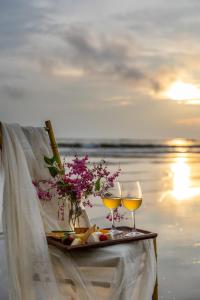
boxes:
[0,123,156,300]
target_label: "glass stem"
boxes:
[111,209,115,229]
[131,211,136,231]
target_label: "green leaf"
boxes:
[95,178,101,191]
[44,155,56,166]
[57,181,66,187]
[59,168,65,175]
[48,166,59,177]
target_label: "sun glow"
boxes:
[167,138,189,147]
[165,81,200,103]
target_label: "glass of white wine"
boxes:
[101,182,121,234]
[120,181,142,237]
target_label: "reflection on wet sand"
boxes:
[170,154,200,201]
[159,153,200,203]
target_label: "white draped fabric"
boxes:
[0,123,156,300]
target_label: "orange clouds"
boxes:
[176,118,200,126]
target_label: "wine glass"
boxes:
[101,182,122,234]
[120,181,142,237]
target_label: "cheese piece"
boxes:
[88,232,101,243]
[81,225,96,242]
[71,238,83,246]
[75,233,85,240]
[99,229,109,234]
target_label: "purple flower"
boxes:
[33,155,121,221]
[106,208,124,222]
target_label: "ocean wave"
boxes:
[58,138,200,158]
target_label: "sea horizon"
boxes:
[58,137,200,158]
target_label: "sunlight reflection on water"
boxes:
[170,154,200,201]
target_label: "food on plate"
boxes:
[74,227,88,234]
[87,232,102,243]
[99,229,109,234]
[81,225,96,243]
[47,231,66,240]
[62,233,75,245]
[99,234,108,241]
[71,238,83,246]
[47,226,114,246]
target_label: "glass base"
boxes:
[125,230,144,237]
[109,228,123,236]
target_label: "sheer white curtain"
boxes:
[0,123,156,300]
[1,124,61,300]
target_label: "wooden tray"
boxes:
[47,227,157,252]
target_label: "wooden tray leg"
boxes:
[0,122,2,150]
[152,238,158,300]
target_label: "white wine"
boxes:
[102,197,121,209]
[122,197,142,211]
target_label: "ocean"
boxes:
[60,138,200,300]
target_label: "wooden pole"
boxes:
[152,238,158,300]
[45,120,62,169]
[0,122,2,150]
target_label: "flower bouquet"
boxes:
[33,154,120,230]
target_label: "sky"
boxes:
[1,0,200,139]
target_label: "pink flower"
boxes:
[33,155,121,221]
[106,208,124,222]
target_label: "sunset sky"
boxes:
[1,0,200,139]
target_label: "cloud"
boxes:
[61,26,145,81]
[43,24,178,95]
[1,84,26,100]
[39,58,85,78]
[0,0,47,52]
[113,0,200,39]
[176,118,200,126]
[1,0,200,139]
[0,1,190,97]
[52,67,85,78]
[103,95,134,107]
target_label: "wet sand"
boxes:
[86,153,200,300]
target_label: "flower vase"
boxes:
[57,199,76,232]
[68,199,82,231]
